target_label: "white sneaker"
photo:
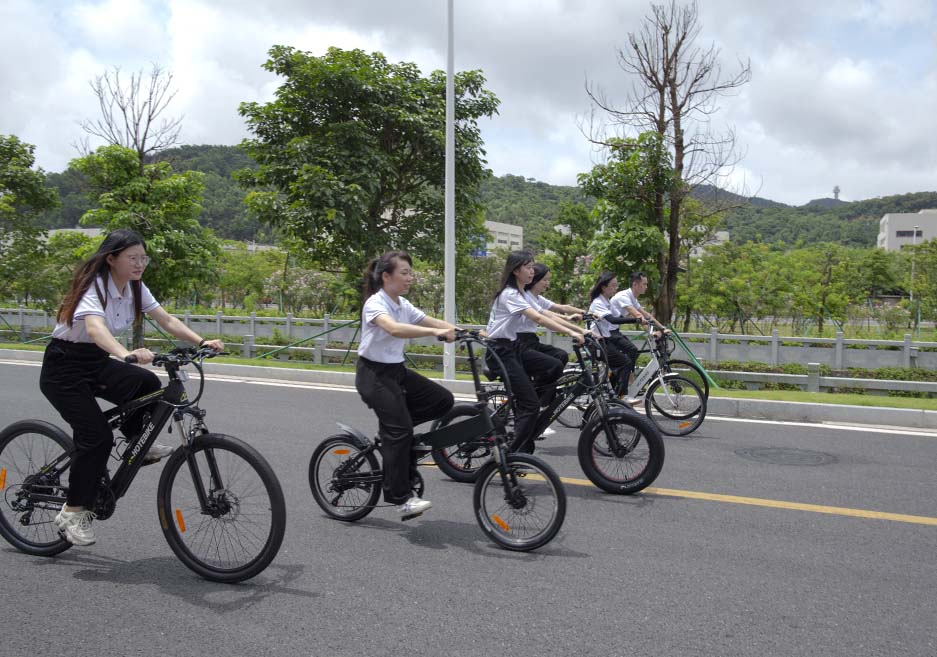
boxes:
[624,397,644,406]
[54,504,96,546]
[397,496,432,519]
[143,443,175,464]
[541,427,557,437]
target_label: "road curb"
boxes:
[3,348,933,430]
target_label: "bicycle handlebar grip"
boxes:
[124,354,138,364]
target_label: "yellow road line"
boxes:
[557,475,937,526]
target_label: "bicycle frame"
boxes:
[27,350,218,518]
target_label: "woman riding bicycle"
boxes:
[40,229,224,546]
[486,251,588,453]
[519,263,587,370]
[587,271,642,404]
[355,251,456,519]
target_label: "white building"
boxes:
[877,209,937,250]
[483,220,523,254]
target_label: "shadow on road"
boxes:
[9,549,318,611]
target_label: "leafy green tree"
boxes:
[579,133,670,290]
[237,46,500,279]
[24,231,97,312]
[0,135,59,303]
[586,1,751,321]
[539,202,600,305]
[71,144,220,343]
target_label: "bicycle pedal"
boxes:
[400,511,424,522]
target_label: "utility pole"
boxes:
[443,0,456,379]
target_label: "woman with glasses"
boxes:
[39,229,224,547]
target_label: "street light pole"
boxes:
[443,0,456,380]
[910,225,919,336]
[910,225,918,303]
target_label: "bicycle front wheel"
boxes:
[473,453,566,551]
[0,420,73,556]
[430,405,497,484]
[644,374,707,436]
[157,433,286,583]
[578,407,664,494]
[665,358,710,400]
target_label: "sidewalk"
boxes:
[4,348,936,431]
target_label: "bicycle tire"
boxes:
[556,394,589,429]
[577,407,665,494]
[429,406,497,484]
[0,420,73,556]
[665,358,710,400]
[309,434,381,521]
[473,453,566,551]
[644,374,707,436]
[158,433,286,583]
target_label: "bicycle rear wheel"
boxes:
[310,435,381,521]
[0,420,73,556]
[578,408,664,494]
[644,374,707,436]
[473,453,566,551]
[158,433,286,583]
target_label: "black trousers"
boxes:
[516,333,567,405]
[486,340,540,452]
[602,334,636,396]
[355,357,454,505]
[39,339,161,507]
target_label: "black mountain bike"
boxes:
[309,330,566,552]
[430,333,665,495]
[0,347,286,583]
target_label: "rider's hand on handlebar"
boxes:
[125,347,155,365]
[571,333,586,346]
[435,328,456,342]
[201,338,225,352]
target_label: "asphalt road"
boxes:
[1,359,935,657]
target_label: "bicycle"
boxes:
[635,327,711,401]
[430,333,665,495]
[616,322,707,436]
[0,347,286,583]
[308,330,566,552]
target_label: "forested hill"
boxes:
[478,174,593,247]
[722,191,937,247]
[33,144,937,249]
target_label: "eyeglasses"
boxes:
[126,255,150,266]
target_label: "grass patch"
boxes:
[712,387,937,411]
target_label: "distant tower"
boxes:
[833,185,841,200]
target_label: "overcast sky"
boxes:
[3,0,936,206]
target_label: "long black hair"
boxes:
[524,263,549,291]
[363,251,413,300]
[589,271,617,301]
[492,250,534,301]
[57,229,147,327]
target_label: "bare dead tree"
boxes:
[79,63,183,171]
[584,0,751,321]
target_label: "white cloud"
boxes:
[1,0,935,205]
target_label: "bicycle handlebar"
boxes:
[124,346,225,367]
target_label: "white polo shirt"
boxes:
[486,287,534,341]
[587,295,618,338]
[51,276,160,343]
[358,289,426,363]
[611,288,642,315]
[517,291,554,333]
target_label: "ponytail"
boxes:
[362,251,413,300]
